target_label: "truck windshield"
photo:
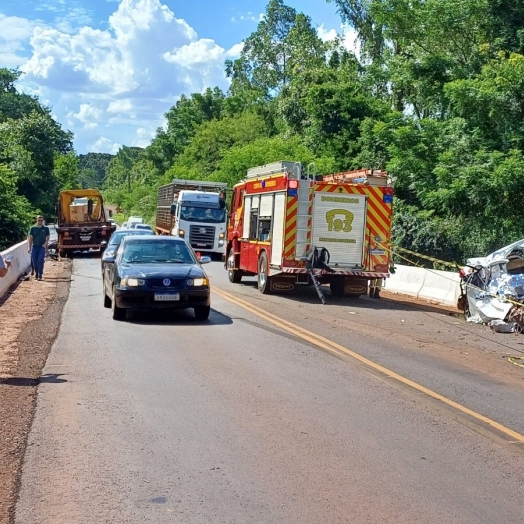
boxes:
[180,206,225,223]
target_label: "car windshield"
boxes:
[134,224,152,230]
[180,206,225,223]
[122,241,195,264]
[109,230,150,246]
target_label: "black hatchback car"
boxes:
[102,236,211,321]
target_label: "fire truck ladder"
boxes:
[296,163,326,305]
[295,164,314,261]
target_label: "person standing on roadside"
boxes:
[28,216,50,281]
[0,253,11,277]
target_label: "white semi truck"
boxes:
[155,180,228,258]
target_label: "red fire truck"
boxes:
[225,161,394,297]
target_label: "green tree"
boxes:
[78,152,113,188]
[54,151,80,191]
[0,164,32,249]
[226,0,326,98]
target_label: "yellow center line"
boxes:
[213,286,524,445]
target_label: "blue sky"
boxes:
[0,0,351,154]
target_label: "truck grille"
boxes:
[189,225,215,249]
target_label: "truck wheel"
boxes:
[227,250,242,283]
[194,305,211,321]
[258,252,272,294]
[330,278,345,297]
[111,289,126,321]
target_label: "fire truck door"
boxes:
[240,195,260,273]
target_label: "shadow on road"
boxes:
[0,374,68,386]
[125,307,233,326]
[230,279,458,317]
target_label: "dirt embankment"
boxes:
[0,260,71,524]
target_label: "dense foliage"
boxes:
[0,69,75,249]
[6,0,524,263]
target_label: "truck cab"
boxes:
[156,180,228,259]
[170,190,227,257]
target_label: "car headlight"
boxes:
[219,232,225,239]
[187,277,208,286]
[120,277,145,287]
[178,229,185,237]
[103,249,116,258]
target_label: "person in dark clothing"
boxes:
[28,216,50,281]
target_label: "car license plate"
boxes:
[154,293,180,301]
[197,243,206,247]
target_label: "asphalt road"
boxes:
[16,259,524,523]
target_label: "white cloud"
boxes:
[107,99,134,113]
[0,14,45,67]
[90,136,121,154]
[71,103,103,123]
[226,42,244,58]
[317,24,338,43]
[132,126,156,147]
[317,23,360,56]
[231,12,263,24]
[15,0,241,153]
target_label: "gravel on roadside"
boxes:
[0,260,72,524]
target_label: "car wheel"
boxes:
[194,305,210,320]
[111,288,126,321]
[227,249,242,283]
[103,282,111,308]
[258,252,272,294]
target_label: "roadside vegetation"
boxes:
[3,0,524,263]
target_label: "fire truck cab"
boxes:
[225,161,393,297]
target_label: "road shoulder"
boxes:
[0,260,71,524]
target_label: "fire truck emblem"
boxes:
[326,209,354,233]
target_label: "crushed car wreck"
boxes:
[458,239,524,331]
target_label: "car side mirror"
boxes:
[102,250,115,263]
[199,256,212,264]
[170,204,176,215]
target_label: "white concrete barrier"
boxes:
[0,240,31,299]
[385,264,460,307]
[385,265,426,298]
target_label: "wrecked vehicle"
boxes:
[458,239,524,330]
